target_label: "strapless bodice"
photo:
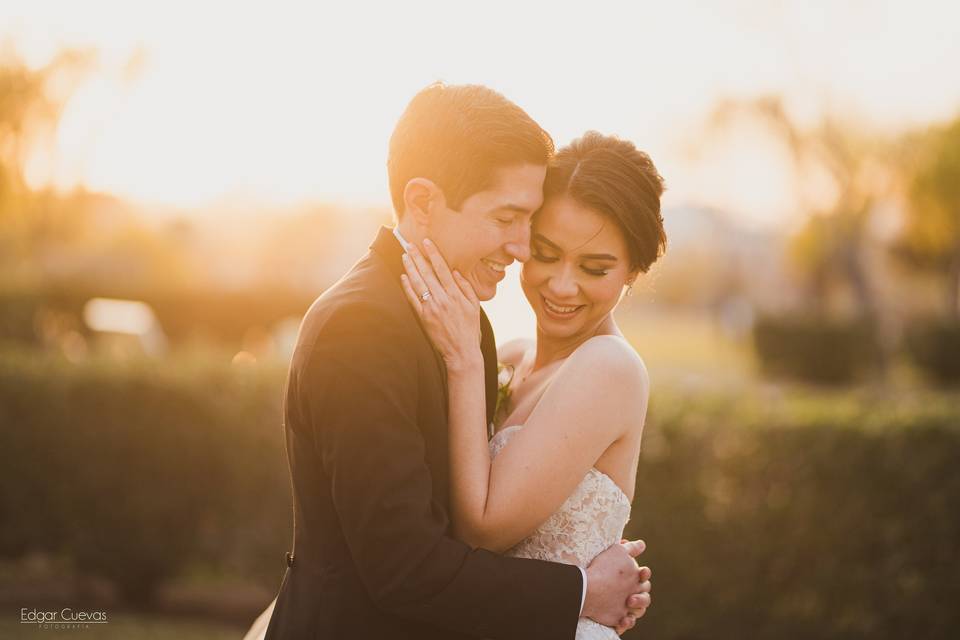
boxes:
[489,425,632,640]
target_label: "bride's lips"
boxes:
[540,294,585,320]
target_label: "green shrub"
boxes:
[0,350,290,604]
[625,388,960,639]
[752,315,882,384]
[905,319,960,385]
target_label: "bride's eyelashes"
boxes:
[582,266,610,277]
[531,251,610,277]
[530,250,557,263]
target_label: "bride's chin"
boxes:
[536,315,580,337]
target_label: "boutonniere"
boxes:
[492,362,516,438]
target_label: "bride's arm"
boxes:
[444,348,497,545]
[401,241,648,552]
[455,336,647,551]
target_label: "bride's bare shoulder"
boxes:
[548,335,649,439]
[566,334,649,391]
[497,338,534,369]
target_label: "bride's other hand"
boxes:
[400,239,482,371]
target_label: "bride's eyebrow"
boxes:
[580,253,618,261]
[532,233,561,250]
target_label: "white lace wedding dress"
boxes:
[491,425,632,640]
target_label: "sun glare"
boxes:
[4,0,960,221]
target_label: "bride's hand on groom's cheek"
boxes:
[400,240,482,369]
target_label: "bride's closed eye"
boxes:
[531,250,558,263]
[581,266,610,277]
[532,251,610,277]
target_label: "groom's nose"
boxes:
[504,223,531,263]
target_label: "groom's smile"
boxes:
[478,257,509,285]
[481,258,508,274]
[433,163,545,302]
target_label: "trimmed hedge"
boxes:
[0,349,290,604]
[626,388,960,639]
[1,350,958,637]
[905,319,960,385]
[752,315,883,384]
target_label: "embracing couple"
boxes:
[245,82,667,640]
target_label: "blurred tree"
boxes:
[0,50,198,293]
[0,49,91,200]
[893,116,960,319]
[0,58,46,199]
[705,97,891,319]
[0,49,93,282]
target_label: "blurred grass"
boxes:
[0,613,241,639]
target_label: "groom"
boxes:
[264,83,652,639]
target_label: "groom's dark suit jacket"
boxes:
[264,227,583,639]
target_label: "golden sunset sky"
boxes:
[3,0,959,230]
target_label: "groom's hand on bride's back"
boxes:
[583,539,652,634]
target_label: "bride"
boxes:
[398,131,667,639]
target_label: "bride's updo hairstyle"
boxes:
[542,131,667,273]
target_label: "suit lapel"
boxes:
[480,308,498,428]
[370,226,497,426]
[370,226,449,399]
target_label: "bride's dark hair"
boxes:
[542,131,667,273]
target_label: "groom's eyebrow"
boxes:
[492,204,532,215]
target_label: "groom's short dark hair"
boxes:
[388,82,554,216]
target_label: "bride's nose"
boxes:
[546,265,578,299]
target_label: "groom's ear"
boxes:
[403,178,444,225]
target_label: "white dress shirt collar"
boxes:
[392,226,412,252]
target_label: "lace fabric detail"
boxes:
[489,425,632,640]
